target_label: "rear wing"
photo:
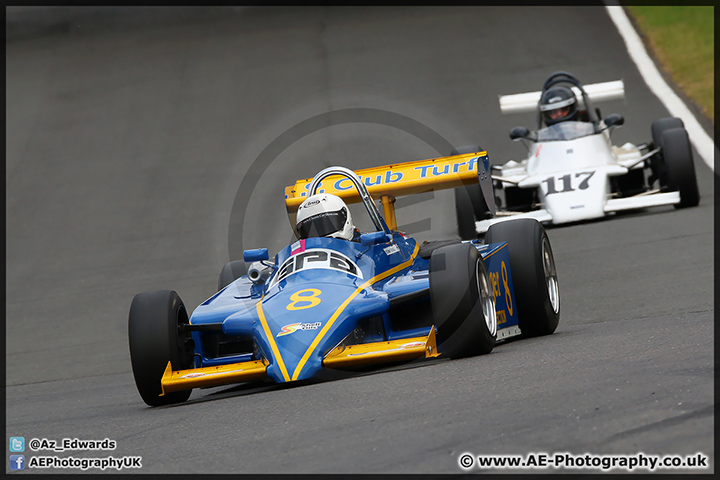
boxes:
[499,80,625,114]
[285,151,490,211]
[284,151,495,231]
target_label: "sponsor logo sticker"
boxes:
[384,244,400,255]
[277,322,322,337]
[290,239,306,255]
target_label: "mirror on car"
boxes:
[509,126,535,141]
[243,248,269,262]
[603,114,624,128]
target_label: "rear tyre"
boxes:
[430,243,497,358]
[455,188,479,240]
[660,127,700,208]
[128,290,194,406]
[452,145,486,240]
[651,117,684,149]
[218,260,247,291]
[485,219,559,337]
[649,117,684,188]
[503,186,537,212]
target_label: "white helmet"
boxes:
[296,193,354,241]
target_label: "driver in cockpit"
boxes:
[295,193,361,242]
[539,85,580,126]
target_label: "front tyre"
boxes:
[430,243,497,358]
[128,290,194,406]
[485,219,559,337]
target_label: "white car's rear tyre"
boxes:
[649,117,684,188]
[651,117,684,148]
[660,127,700,208]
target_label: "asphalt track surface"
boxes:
[5,6,715,474]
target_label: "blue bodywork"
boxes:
[189,232,518,384]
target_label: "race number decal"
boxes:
[501,261,513,317]
[542,171,595,195]
[286,289,322,311]
[269,249,363,288]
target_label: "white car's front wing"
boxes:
[604,191,680,212]
[475,190,681,234]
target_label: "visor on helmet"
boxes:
[539,96,576,111]
[296,208,348,239]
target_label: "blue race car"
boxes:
[128,152,560,406]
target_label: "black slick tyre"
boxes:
[649,117,684,188]
[660,127,700,208]
[452,145,486,240]
[485,219,559,337]
[128,290,194,406]
[430,243,497,358]
[651,117,684,149]
[218,260,247,291]
[455,188,479,240]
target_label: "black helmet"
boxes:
[540,86,578,126]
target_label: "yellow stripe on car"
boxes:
[291,242,420,381]
[256,299,292,382]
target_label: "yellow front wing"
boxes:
[323,328,439,368]
[160,328,438,394]
[160,359,268,395]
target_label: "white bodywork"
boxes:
[478,79,681,232]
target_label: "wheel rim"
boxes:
[476,259,497,337]
[542,236,560,314]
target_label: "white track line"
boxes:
[605,5,715,171]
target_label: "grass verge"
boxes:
[625,5,714,122]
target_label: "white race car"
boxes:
[476,71,699,233]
